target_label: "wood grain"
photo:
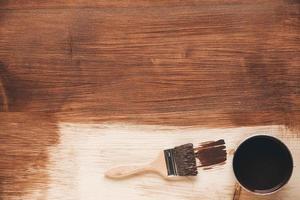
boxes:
[0,0,299,127]
[1,0,296,10]
[0,113,59,200]
[2,123,297,200]
[0,1,300,199]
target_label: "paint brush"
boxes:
[105,140,226,179]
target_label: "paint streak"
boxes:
[198,140,226,148]
[194,139,227,168]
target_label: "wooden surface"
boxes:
[0,0,299,126]
[1,119,300,200]
[0,1,300,199]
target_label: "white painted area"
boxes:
[29,124,300,200]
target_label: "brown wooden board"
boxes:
[0,1,299,199]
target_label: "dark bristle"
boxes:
[174,143,198,176]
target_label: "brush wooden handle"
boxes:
[105,165,153,179]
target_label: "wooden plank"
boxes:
[2,120,299,200]
[44,124,300,200]
[1,1,300,200]
[0,2,299,127]
[1,0,296,10]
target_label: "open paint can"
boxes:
[232,135,293,195]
